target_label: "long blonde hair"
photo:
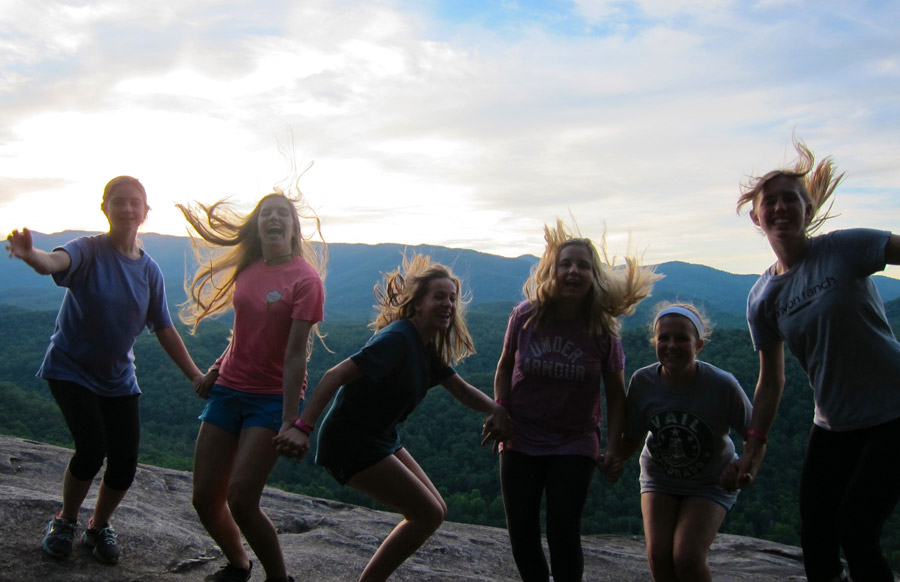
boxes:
[177,189,327,354]
[523,219,660,337]
[371,253,475,366]
[737,137,845,234]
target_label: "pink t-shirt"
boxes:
[217,257,324,396]
[500,301,625,460]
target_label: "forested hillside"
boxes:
[2,300,899,570]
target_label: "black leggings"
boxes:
[48,379,141,491]
[500,450,595,582]
[799,417,900,582]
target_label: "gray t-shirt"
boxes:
[625,361,752,509]
[747,228,900,431]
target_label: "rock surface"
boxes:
[0,435,809,581]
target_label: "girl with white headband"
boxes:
[619,302,752,582]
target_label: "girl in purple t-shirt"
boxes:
[494,219,659,582]
[7,176,204,566]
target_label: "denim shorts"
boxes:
[199,384,302,435]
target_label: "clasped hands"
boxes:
[273,424,310,460]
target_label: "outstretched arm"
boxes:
[155,325,204,389]
[273,357,361,458]
[6,228,71,275]
[721,343,785,491]
[442,373,511,447]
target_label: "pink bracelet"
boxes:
[745,428,768,444]
[292,417,314,436]
[496,398,509,409]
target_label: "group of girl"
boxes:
[6,136,899,582]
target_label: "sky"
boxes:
[2,0,899,279]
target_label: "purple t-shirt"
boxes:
[37,234,172,396]
[500,301,625,460]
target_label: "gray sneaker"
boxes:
[41,516,76,558]
[82,523,120,564]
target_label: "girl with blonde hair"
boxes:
[726,137,900,582]
[178,187,326,582]
[494,219,659,582]
[621,302,751,581]
[274,253,510,582]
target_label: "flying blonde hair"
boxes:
[371,253,475,366]
[736,137,845,235]
[177,187,327,355]
[523,219,661,337]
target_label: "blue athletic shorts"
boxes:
[199,384,302,435]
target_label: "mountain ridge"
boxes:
[5,230,900,328]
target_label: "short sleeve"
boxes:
[291,268,324,323]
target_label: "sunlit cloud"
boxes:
[1,0,898,280]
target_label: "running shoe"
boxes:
[82,522,120,564]
[205,560,253,582]
[41,516,76,558]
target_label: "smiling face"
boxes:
[555,243,593,302]
[750,174,812,242]
[102,182,149,233]
[654,314,703,377]
[412,277,458,342]
[256,196,297,254]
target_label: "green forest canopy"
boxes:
[1,301,898,570]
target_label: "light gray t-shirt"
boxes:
[747,228,900,431]
[625,361,752,509]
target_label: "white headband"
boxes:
[655,306,705,338]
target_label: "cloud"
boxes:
[1,0,899,280]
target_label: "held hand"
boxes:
[481,405,512,452]
[273,425,310,460]
[720,444,765,492]
[6,228,34,259]
[598,453,624,483]
[194,370,217,399]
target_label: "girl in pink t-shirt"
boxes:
[178,190,326,582]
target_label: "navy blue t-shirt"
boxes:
[315,319,455,483]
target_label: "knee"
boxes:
[413,496,446,535]
[646,547,674,574]
[103,455,138,491]
[68,449,106,482]
[226,489,261,525]
[672,547,707,579]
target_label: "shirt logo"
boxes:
[647,410,714,478]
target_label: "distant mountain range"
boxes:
[3,230,900,329]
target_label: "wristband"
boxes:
[291,417,314,436]
[746,428,768,444]
[496,398,509,409]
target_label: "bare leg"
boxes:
[225,427,285,580]
[90,481,128,527]
[59,467,92,522]
[349,449,447,582]
[671,497,727,582]
[641,493,680,582]
[192,423,249,570]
